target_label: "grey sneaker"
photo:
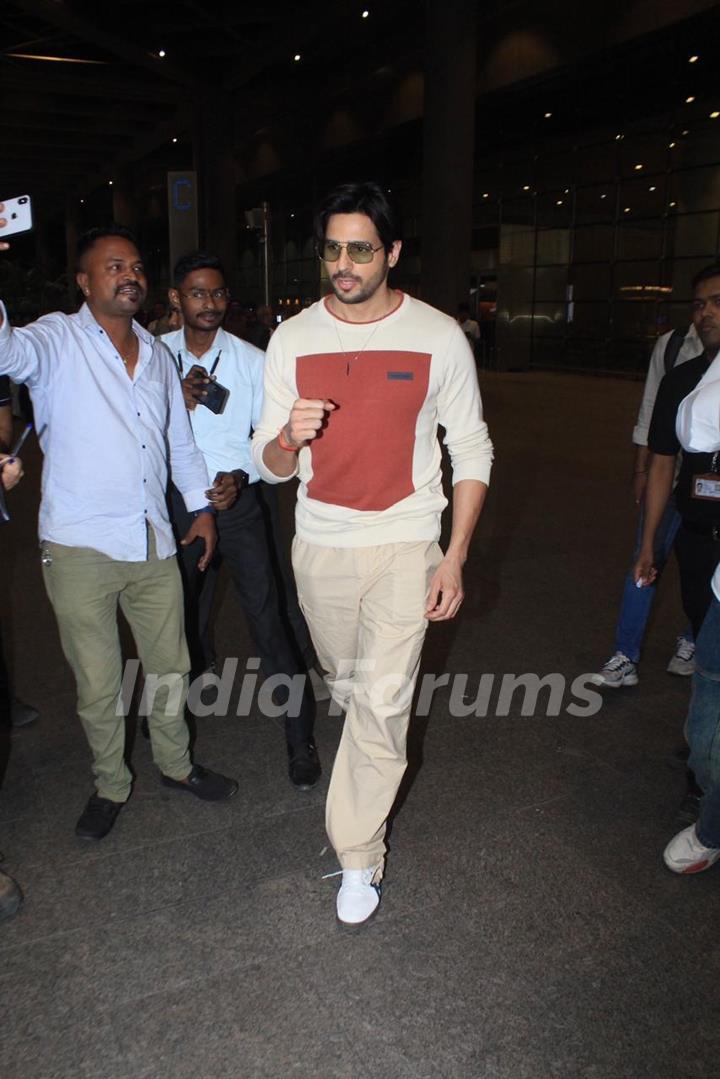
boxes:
[667,637,695,677]
[590,652,639,688]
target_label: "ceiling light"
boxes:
[172,136,178,143]
[544,112,552,119]
[669,141,676,148]
[290,212,295,218]
[615,133,624,141]
[689,55,699,63]
[685,96,695,104]
[294,53,301,61]
[6,52,108,64]
[522,185,530,191]
[158,49,166,58]
[556,200,563,206]
[600,193,607,199]
[669,201,677,207]
[682,129,689,135]
[634,164,643,170]
[482,192,489,198]
[362,8,369,16]
[624,207,630,213]
[649,186,656,192]
[108,180,113,186]
[80,198,84,204]
[711,112,720,119]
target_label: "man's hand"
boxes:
[206,472,238,512]
[285,398,337,447]
[425,554,465,621]
[0,454,23,490]
[633,470,648,506]
[180,512,217,571]
[632,546,657,588]
[0,203,9,252]
[181,366,210,411]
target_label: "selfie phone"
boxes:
[0,195,33,239]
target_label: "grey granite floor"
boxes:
[1,372,718,1079]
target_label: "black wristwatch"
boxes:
[231,469,250,491]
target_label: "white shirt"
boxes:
[0,302,209,560]
[633,324,702,445]
[675,349,720,599]
[161,327,265,483]
[460,317,480,342]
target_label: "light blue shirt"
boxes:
[0,302,210,560]
[161,326,265,483]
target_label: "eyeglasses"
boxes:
[180,288,229,302]
[320,240,384,265]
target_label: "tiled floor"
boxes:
[1,372,717,1078]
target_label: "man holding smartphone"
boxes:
[0,213,238,840]
[162,252,321,789]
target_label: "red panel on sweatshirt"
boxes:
[296,349,431,511]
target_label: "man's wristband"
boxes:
[277,427,300,453]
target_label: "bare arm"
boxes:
[633,444,651,504]
[426,479,488,621]
[633,453,675,586]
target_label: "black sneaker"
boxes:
[287,740,321,790]
[161,764,238,801]
[75,794,125,840]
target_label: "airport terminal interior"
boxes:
[1,2,720,1077]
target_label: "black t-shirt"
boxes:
[648,351,718,524]
[0,375,10,408]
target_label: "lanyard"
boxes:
[176,349,222,376]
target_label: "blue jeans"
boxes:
[687,597,720,848]
[614,497,692,662]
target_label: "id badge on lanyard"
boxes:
[692,450,720,501]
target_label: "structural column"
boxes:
[420,0,477,315]
[193,91,238,292]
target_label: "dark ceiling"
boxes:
[0,0,422,205]
[1,1,720,215]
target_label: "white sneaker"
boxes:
[336,868,382,927]
[590,652,639,688]
[664,824,720,874]
[667,637,696,677]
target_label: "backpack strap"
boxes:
[663,328,686,374]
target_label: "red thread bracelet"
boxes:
[277,427,300,453]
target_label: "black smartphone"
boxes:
[189,365,230,415]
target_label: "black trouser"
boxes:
[0,620,11,728]
[674,522,720,638]
[169,483,315,747]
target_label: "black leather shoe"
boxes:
[161,763,238,801]
[288,740,321,790]
[75,794,124,840]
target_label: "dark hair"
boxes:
[75,224,139,270]
[314,181,401,254]
[457,303,471,316]
[692,263,720,290]
[173,251,225,288]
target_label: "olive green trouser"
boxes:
[41,532,191,802]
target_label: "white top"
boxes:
[675,350,720,599]
[251,292,493,548]
[161,326,265,483]
[632,324,702,445]
[0,302,209,560]
[460,317,480,342]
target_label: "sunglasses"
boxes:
[320,240,384,265]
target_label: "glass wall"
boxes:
[483,120,720,373]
